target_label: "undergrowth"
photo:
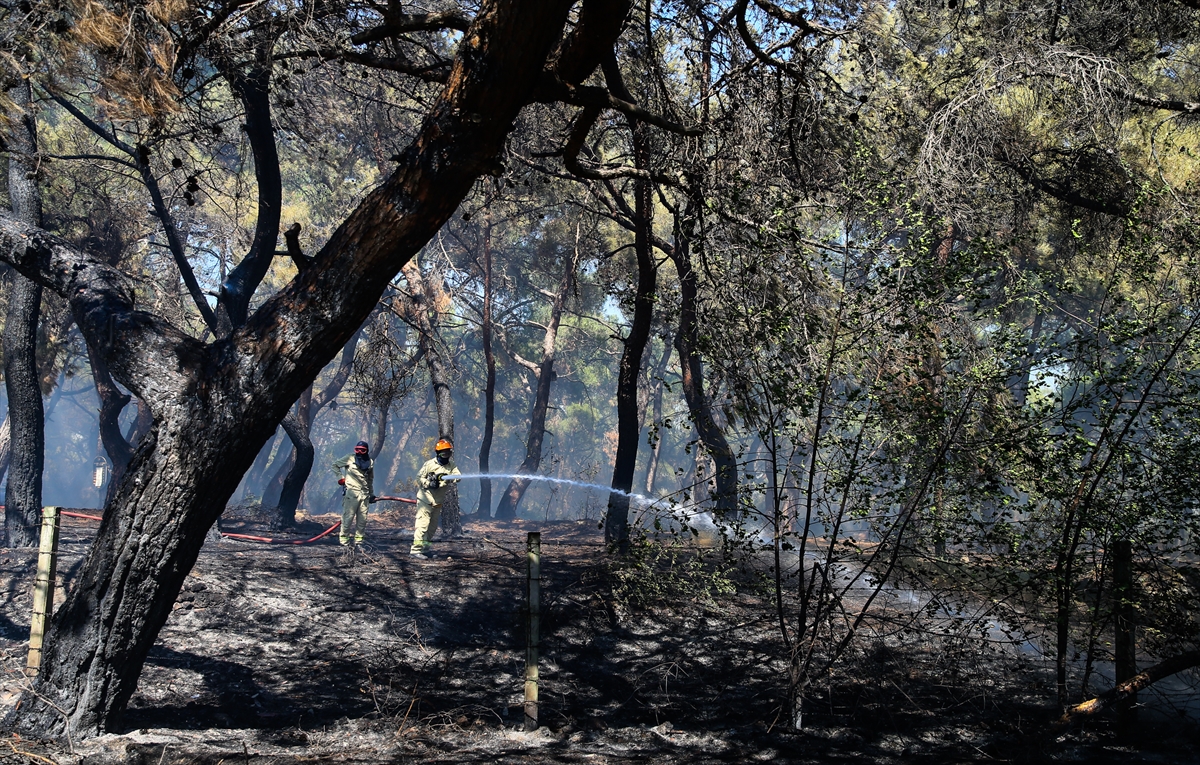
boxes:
[606,533,738,609]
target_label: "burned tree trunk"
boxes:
[3,80,45,548]
[604,122,657,553]
[478,223,498,518]
[670,189,737,518]
[214,43,283,333]
[2,0,620,737]
[264,328,362,525]
[494,242,578,518]
[642,334,672,496]
[273,407,313,527]
[1061,650,1200,725]
[403,258,462,534]
[86,341,135,501]
[0,417,10,488]
[241,430,280,502]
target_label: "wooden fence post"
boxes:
[525,531,541,731]
[27,506,61,676]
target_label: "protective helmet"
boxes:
[354,440,369,454]
[435,438,453,452]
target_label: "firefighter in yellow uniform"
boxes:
[333,441,376,545]
[410,439,460,559]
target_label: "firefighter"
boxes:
[333,440,376,545]
[410,438,460,559]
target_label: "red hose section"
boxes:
[62,510,104,522]
[220,521,342,545]
[53,497,416,545]
[54,508,343,545]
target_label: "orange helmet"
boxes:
[435,438,453,452]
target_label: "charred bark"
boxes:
[494,243,578,518]
[403,258,462,533]
[0,416,10,488]
[260,434,294,509]
[214,36,283,333]
[241,430,280,502]
[604,122,656,553]
[86,340,135,502]
[642,334,672,495]
[3,79,45,548]
[477,223,497,518]
[670,188,737,517]
[1,0,619,737]
[273,407,313,527]
[265,329,362,524]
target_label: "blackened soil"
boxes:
[1,509,1197,763]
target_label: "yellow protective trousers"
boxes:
[341,491,370,544]
[410,500,441,554]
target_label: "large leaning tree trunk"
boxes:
[494,239,579,519]
[402,257,463,534]
[1,0,629,738]
[3,79,46,548]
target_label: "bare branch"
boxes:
[275,49,451,82]
[284,222,312,271]
[350,11,472,45]
[0,212,203,400]
[1124,91,1200,115]
[535,78,701,135]
[735,0,801,77]
[750,0,837,36]
[46,89,220,332]
[562,105,682,185]
[44,153,138,170]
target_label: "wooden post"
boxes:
[525,531,541,731]
[1113,539,1136,729]
[27,506,61,676]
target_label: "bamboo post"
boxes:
[524,531,541,731]
[27,506,61,676]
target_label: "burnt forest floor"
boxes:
[1,506,1198,764]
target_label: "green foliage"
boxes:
[607,532,737,611]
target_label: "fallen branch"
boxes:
[6,739,59,765]
[1060,649,1200,724]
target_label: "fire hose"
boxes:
[62,510,103,522]
[54,497,418,546]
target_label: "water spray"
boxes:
[446,472,661,507]
[444,472,749,539]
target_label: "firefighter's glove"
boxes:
[369,495,378,504]
[425,474,442,490]
[338,478,346,486]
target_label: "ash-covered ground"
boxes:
[1,507,1197,763]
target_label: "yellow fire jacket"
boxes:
[333,453,374,498]
[416,457,459,506]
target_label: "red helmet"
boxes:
[435,439,453,452]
